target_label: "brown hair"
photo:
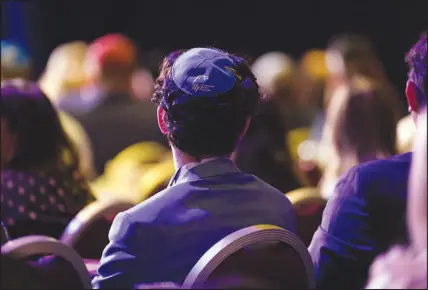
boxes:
[322,75,400,180]
[406,31,427,98]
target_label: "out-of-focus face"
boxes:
[325,49,345,78]
[1,118,16,167]
[131,69,154,101]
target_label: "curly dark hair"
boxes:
[406,31,427,97]
[152,48,262,159]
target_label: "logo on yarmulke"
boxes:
[192,75,214,92]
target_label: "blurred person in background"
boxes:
[311,34,403,143]
[319,76,400,199]
[233,98,302,193]
[1,40,31,81]
[93,48,296,288]
[59,34,167,174]
[2,40,96,181]
[131,67,155,102]
[251,51,314,129]
[298,49,328,132]
[39,41,96,180]
[366,108,427,289]
[309,31,426,289]
[39,41,89,105]
[1,80,94,239]
[234,51,302,193]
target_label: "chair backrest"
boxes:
[182,225,315,289]
[60,199,133,259]
[1,235,91,289]
[91,141,168,202]
[286,187,327,246]
[1,253,58,289]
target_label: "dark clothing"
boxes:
[1,222,9,245]
[308,153,411,289]
[1,169,94,239]
[92,158,296,288]
[59,89,167,174]
[235,100,301,193]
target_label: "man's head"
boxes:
[85,34,137,87]
[405,31,427,117]
[152,48,262,159]
[1,40,31,81]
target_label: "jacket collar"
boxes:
[168,158,240,187]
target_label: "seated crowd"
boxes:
[0,31,426,289]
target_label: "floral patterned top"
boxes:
[1,168,95,239]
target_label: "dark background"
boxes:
[2,0,427,98]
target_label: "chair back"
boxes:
[91,141,168,202]
[286,187,327,246]
[60,199,133,259]
[1,235,91,289]
[183,225,315,289]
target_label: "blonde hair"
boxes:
[321,76,400,183]
[39,41,88,103]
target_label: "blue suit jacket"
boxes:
[92,158,295,288]
[308,153,411,289]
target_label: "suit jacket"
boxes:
[308,153,411,289]
[59,89,168,174]
[92,158,296,288]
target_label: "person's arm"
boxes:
[308,167,376,289]
[92,212,139,289]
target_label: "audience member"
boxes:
[1,41,96,182]
[252,52,314,130]
[92,48,296,288]
[318,75,400,199]
[234,98,302,193]
[311,34,403,142]
[131,68,155,102]
[308,31,427,289]
[58,34,167,174]
[1,79,94,239]
[1,40,31,81]
[39,41,89,105]
[366,107,427,289]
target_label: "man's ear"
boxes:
[157,106,168,135]
[406,80,425,113]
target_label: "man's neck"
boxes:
[171,147,231,170]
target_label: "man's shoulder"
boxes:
[123,173,293,225]
[122,184,188,224]
[336,153,412,200]
[356,153,412,175]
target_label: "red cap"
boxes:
[87,34,136,67]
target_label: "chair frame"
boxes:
[182,224,315,289]
[1,235,92,289]
[60,199,133,248]
[286,187,327,205]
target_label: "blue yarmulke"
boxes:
[171,48,240,97]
